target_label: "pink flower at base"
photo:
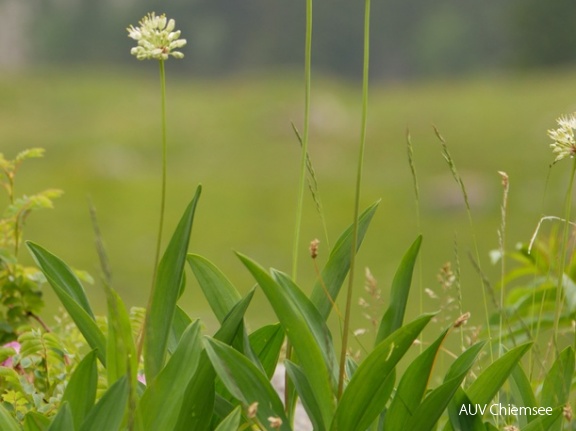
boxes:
[137,372,146,385]
[1,341,21,368]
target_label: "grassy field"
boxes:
[1,66,575,345]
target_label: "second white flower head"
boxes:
[548,113,576,163]
[127,12,186,61]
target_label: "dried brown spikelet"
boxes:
[309,238,320,259]
[247,402,258,418]
[454,312,471,328]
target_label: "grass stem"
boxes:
[338,0,370,398]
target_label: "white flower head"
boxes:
[548,113,576,163]
[127,12,186,61]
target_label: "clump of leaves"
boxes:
[0,149,62,343]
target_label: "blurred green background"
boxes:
[1,0,576,347]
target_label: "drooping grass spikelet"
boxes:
[291,122,330,247]
[434,125,493,359]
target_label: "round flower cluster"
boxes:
[548,113,576,164]
[127,12,186,61]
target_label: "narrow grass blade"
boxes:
[285,360,327,431]
[79,376,129,431]
[238,253,336,425]
[61,350,98,430]
[310,201,379,320]
[249,324,285,379]
[214,406,241,431]
[145,186,201,381]
[272,269,339,387]
[138,320,203,431]
[384,327,450,428]
[408,342,486,431]
[26,242,106,365]
[0,403,22,431]
[23,412,51,431]
[204,337,291,431]
[376,235,422,343]
[47,403,74,431]
[331,314,434,431]
[173,290,255,431]
[188,254,242,323]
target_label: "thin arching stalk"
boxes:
[338,0,371,399]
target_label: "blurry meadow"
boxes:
[2,64,576,343]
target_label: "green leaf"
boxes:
[521,407,563,431]
[285,360,327,431]
[79,376,129,431]
[0,403,22,431]
[204,337,291,431]
[173,290,255,431]
[249,324,285,379]
[540,347,574,431]
[331,314,434,431]
[144,186,201,381]
[61,350,98,430]
[168,305,193,354]
[47,402,74,431]
[214,406,242,431]
[237,253,336,426]
[272,269,339,387]
[26,242,93,317]
[384,327,450,428]
[310,201,379,320]
[105,288,137,387]
[26,242,106,365]
[188,254,242,323]
[23,412,50,431]
[467,343,532,404]
[409,342,486,431]
[510,364,538,427]
[138,320,203,431]
[376,236,422,343]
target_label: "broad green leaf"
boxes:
[249,324,285,379]
[285,360,327,431]
[385,327,450,428]
[521,407,563,431]
[145,186,201,381]
[79,376,129,431]
[138,320,203,431]
[540,347,574,431]
[376,235,422,343]
[47,403,74,431]
[26,242,106,365]
[61,350,98,430]
[331,314,434,431]
[272,269,338,387]
[408,342,486,431]
[310,201,379,320]
[105,288,137,387]
[467,343,532,404]
[0,403,21,431]
[168,305,193,354]
[237,253,335,425]
[510,364,538,427]
[173,290,255,431]
[204,337,291,431]
[26,242,93,317]
[23,412,50,431]
[188,254,242,323]
[214,406,242,431]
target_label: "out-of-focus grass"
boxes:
[0,67,574,338]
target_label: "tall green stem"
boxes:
[338,0,370,398]
[152,59,168,286]
[554,157,576,352]
[292,0,313,281]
